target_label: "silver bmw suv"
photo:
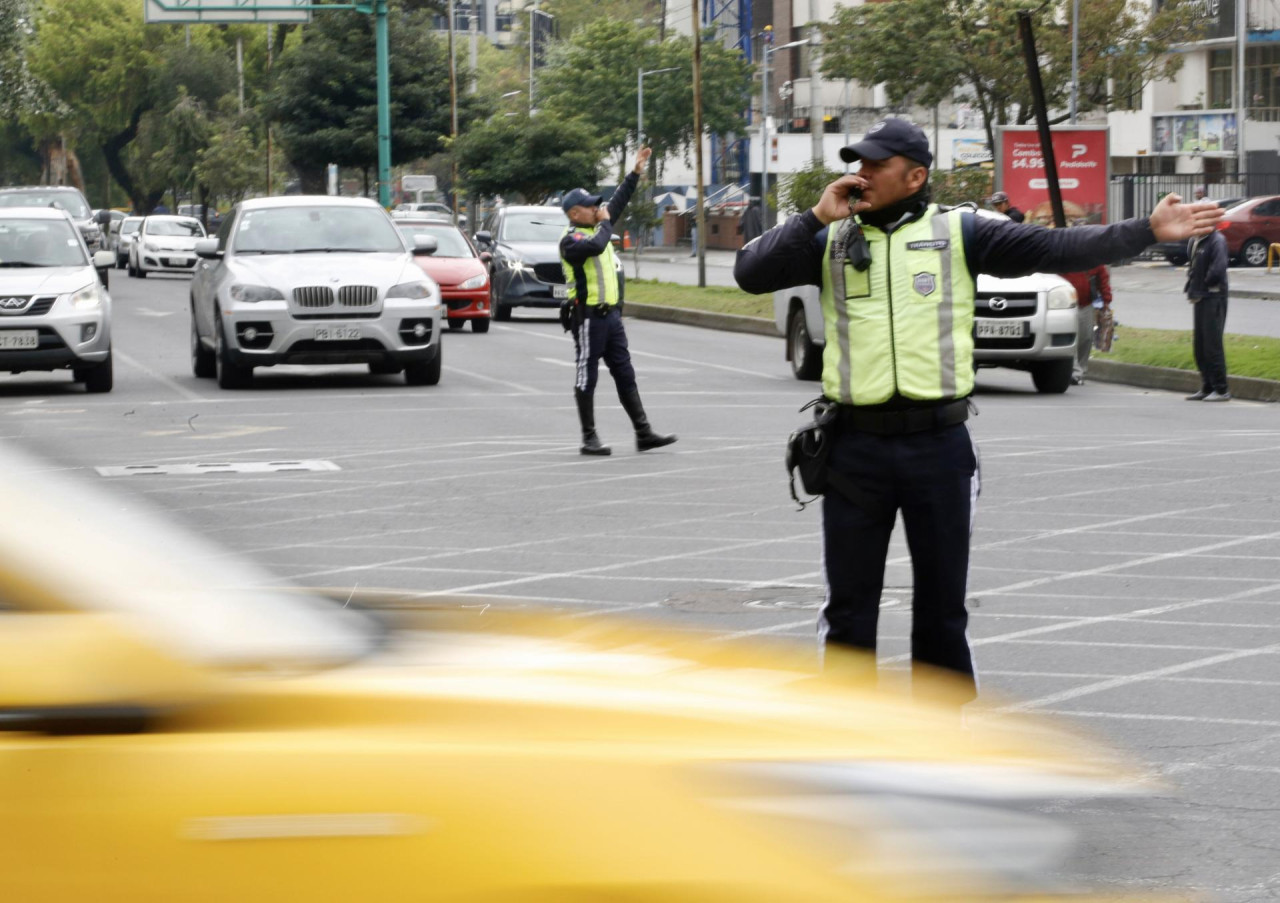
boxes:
[190,197,444,389]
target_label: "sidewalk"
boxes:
[1116,259,1280,301]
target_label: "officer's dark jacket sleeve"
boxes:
[962,214,1157,278]
[734,209,828,293]
[560,171,640,266]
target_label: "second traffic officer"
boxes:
[561,146,676,456]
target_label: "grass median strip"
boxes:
[1098,325,1280,381]
[623,278,1280,383]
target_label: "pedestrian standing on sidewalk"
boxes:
[561,147,678,455]
[1184,226,1232,401]
[1062,264,1111,385]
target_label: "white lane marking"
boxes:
[446,364,542,394]
[1030,709,1280,729]
[135,307,176,318]
[115,350,204,401]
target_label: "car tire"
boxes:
[1240,237,1268,268]
[1164,252,1188,266]
[447,318,465,331]
[788,307,823,381]
[97,269,109,290]
[116,254,126,269]
[1031,358,1073,394]
[404,344,442,386]
[191,307,215,378]
[81,351,113,394]
[136,264,147,279]
[127,256,136,277]
[471,317,490,334]
[491,282,511,321]
[214,316,252,389]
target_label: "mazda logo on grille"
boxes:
[987,296,1008,311]
[0,297,28,311]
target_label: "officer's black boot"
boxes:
[575,390,611,456]
[619,387,676,452]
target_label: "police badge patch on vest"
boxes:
[905,239,948,251]
[913,272,937,296]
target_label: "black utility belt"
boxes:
[833,398,968,435]
[586,303,617,317]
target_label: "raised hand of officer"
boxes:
[812,174,871,225]
[1148,194,1225,242]
[633,146,652,176]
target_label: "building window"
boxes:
[1246,44,1280,121]
[1209,49,1233,109]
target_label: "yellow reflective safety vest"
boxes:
[820,205,975,405]
[561,225,620,307]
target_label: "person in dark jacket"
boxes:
[561,147,676,456]
[734,117,1224,704]
[989,191,1024,223]
[1184,227,1231,401]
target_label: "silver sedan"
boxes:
[190,196,444,389]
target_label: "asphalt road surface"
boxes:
[2,269,1277,901]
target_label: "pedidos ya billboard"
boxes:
[997,126,1109,225]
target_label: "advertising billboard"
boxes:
[997,126,1109,225]
[1152,113,1238,155]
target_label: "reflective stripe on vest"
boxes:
[560,226,617,306]
[819,205,975,405]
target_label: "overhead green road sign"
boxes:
[144,0,315,24]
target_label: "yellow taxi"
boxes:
[0,442,1175,902]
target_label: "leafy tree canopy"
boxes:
[821,0,1203,151]
[454,109,601,202]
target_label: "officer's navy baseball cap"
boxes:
[561,188,603,212]
[839,118,933,168]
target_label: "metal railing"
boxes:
[1109,173,1280,222]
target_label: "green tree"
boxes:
[930,167,994,208]
[774,159,842,216]
[265,7,469,193]
[821,0,1202,153]
[539,0,657,39]
[454,109,600,202]
[195,119,266,209]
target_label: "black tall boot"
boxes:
[619,387,676,452]
[575,390,611,456]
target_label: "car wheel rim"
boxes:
[791,317,808,361]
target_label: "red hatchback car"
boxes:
[395,218,491,332]
[1216,195,1280,266]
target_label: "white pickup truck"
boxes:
[773,214,1080,394]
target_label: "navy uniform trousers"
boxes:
[819,420,981,701]
[573,305,636,397]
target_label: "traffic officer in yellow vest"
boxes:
[561,146,676,456]
[734,118,1223,703]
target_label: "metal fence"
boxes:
[1109,173,1280,222]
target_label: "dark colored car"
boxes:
[1154,197,1244,265]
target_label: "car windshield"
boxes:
[147,218,204,237]
[396,223,475,258]
[0,219,87,267]
[121,219,141,235]
[501,211,568,243]
[233,206,405,254]
[0,190,91,219]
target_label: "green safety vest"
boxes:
[819,205,975,405]
[561,225,620,307]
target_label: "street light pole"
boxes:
[374,0,391,207]
[529,7,555,113]
[761,37,809,228]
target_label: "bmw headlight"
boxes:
[229,284,285,303]
[64,283,104,310]
[1047,284,1077,310]
[387,280,436,300]
[457,273,488,291]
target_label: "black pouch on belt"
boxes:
[785,398,838,509]
[559,298,576,332]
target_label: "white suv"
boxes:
[0,207,114,392]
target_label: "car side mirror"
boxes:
[194,238,221,260]
[412,234,439,256]
[474,230,492,247]
[92,250,114,269]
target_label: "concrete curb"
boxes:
[624,303,1280,403]
[1230,289,1280,301]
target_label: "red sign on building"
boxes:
[997,126,1109,225]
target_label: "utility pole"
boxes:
[762,37,809,229]
[266,23,274,196]
[692,0,705,286]
[236,36,244,114]
[374,0,391,207]
[448,0,459,222]
[808,0,823,164]
[469,13,478,93]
